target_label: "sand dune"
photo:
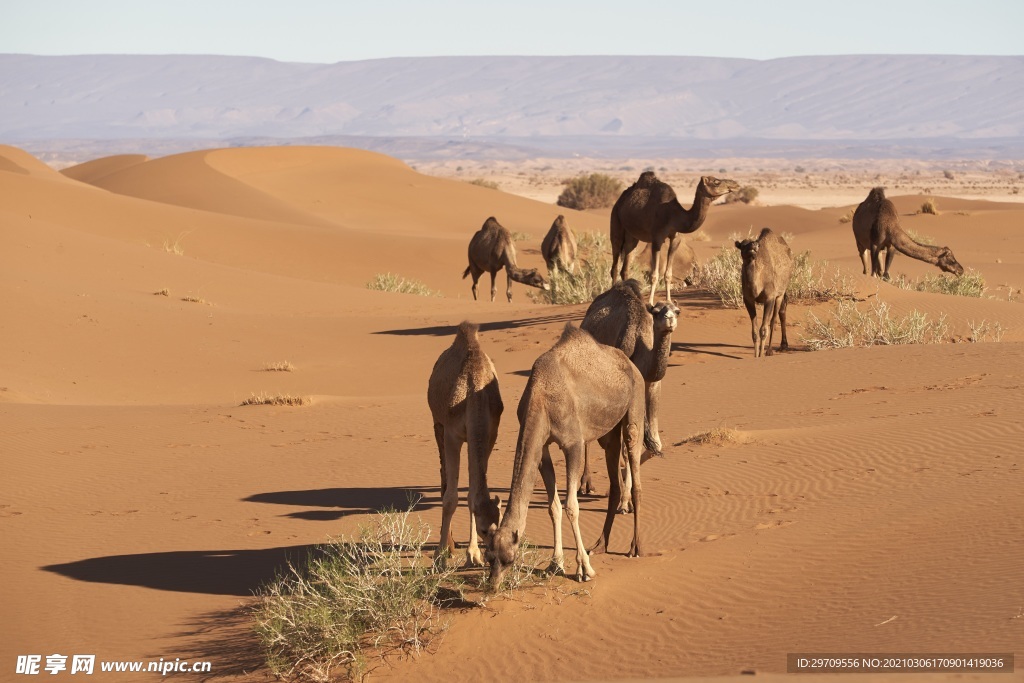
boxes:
[2,144,1021,682]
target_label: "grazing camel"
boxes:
[427,322,503,567]
[852,187,964,279]
[580,280,678,509]
[735,228,793,358]
[610,172,739,305]
[463,217,550,302]
[486,324,660,587]
[541,214,578,275]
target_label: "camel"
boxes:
[580,280,678,509]
[427,322,504,568]
[486,324,660,587]
[463,217,550,302]
[852,187,964,279]
[735,228,793,358]
[541,214,578,275]
[610,172,739,305]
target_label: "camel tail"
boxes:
[462,265,472,279]
[643,417,662,457]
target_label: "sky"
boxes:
[2,0,1022,63]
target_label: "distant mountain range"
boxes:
[2,54,1022,158]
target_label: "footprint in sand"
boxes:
[755,519,795,530]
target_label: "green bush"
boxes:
[556,174,624,210]
[892,270,986,298]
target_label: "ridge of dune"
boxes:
[60,153,149,184]
[0,144,74,181]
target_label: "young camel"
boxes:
[735,228,793,358]
[463,217,550,302]
[852,187,964,279]
[580,280,678,509]
[486,324,660,587]
[541,214,578,275]
[427,322,503,567]
[610,172,739,305]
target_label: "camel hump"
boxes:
[757,227,775,240]
[636,171,659,186]
[616,278,645,298]
[867,187,886,202]
[557,322,590,344]
[552,214,565,228]
[455,321,480,346]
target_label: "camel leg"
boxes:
[578,442,595,495]
[488,271,497,302]
[647,242,662,306]
[860,249,870,275]
[645,380,663,454]
[619,235,640,282]
[539,445,564,574]
[470,272,481,301]
[618,445,632,514]
[505,268,513,303]
[870,245,883,278]
[759,298,777,359]
[610,213,623,285]
[744,298,758,357]
[589,430,621,555]
[665,236,683,301]
[623,419,644,558]
[884,246,896,280]
[778,293,790,352]
[435,432,462,567]
[765,295,782,357]
[563,442,596,581]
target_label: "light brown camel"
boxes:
[735,228,793,358]
[610,172,739,305]
[580,280,678,510]
[427,322,503,568]
[852,187,964,279]
[486,324,660,586]
[463,217,550,302]
[540,214,578,275]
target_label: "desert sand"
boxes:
[1,143,1022,681]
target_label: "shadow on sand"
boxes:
[374,311,582,337]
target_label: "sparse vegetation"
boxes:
[943,170,955,180]
[252,508,456,682]
[793,165,806,174]
[366,273,440,297]
[905,229,936,246]
[263,361,295,372]
[510,231,531,242]
[690,247,744,307]
[240,393,309,406]
[722,186,759,205]
[479,539,550,594]
[891,270,986,298]
[181,295,210,305]
[154,288,169,296]
[531,231,646,305]
[689,230,711,242]
[919,198,940,215]
[838,209,854,224]
[802,300,949,350]
[161,231,191,256]
[468,178,499,190]
[967,320,1004,343]
[675,427,749,447]
[556,173,624,210]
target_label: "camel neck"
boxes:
[890,228,941,264]
[681,188,714,233]
[502,408,546,535]
[648,330,673,382]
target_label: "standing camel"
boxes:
[463,217,550,302]
[610,172,739,305]
[852,187,964,279]
[486,324,660,587]
[427,322,503,567]
[735,228,793,358]
[541,214,578,276]
[580,280,678,509]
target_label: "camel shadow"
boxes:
[672,287,732,311]
[243,486,439,520]
[673,341,746,360]
[374,311,582,337]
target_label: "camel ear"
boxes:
[671,303,681,315]
[646,303,656,314]
[511,530,519,545]
[734,241,743,250]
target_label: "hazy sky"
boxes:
[3,0,1021,63]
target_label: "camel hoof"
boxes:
[547,559,565,576]
[588,541,607,556]
[575,566,595,582]
[464,551,484,568]
[617,501,633,514]
[765,348,774,357]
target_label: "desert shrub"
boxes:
[468,178,499,190]
[675,427,750,447]
[794,165,806,174]
[891,270,986,298]
[556,173,623,210]
[241,393,308,406]
[478,539,550,594]
[154,288,169,296]
[904,229,936,246]
[919,198,940,215]
[967,320,1003,343]
[838,209,854,224]
[690,248,744,308]
[252,508,456,682]
[510,231,530,242]
[943,170,955,180]
[723,186,759,205]
[802,300,948,350]
[366,273,439,297]
[531,231,646,305]
[263,361,295,372]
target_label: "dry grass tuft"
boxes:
[181,295,210,305]
[154,288,169,296]
[891,270,986,298]
[676,427,749,447]
[919,198,940,215]
[252,508,456,682]
[802,300,949,350]
[722,186,759,205]
[262,361,295,372]
[967,320,1004,343]
[479,539,551,595]
[838,209,854,224]
[531,231,647,305]
[366,273,440,297]
[510,231,531,242]
[468,178,499,190]
[689,229,712,242]
[905,229,936,246]
[241,393,309,407]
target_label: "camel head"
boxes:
[867,186,887,203]
[512,267,551,291]
[475,495,502,541]
[735,237,760,262]
[647,301,680,336]
[485,524,519,589]
[699,176,741,199]
[936,246,964,276]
